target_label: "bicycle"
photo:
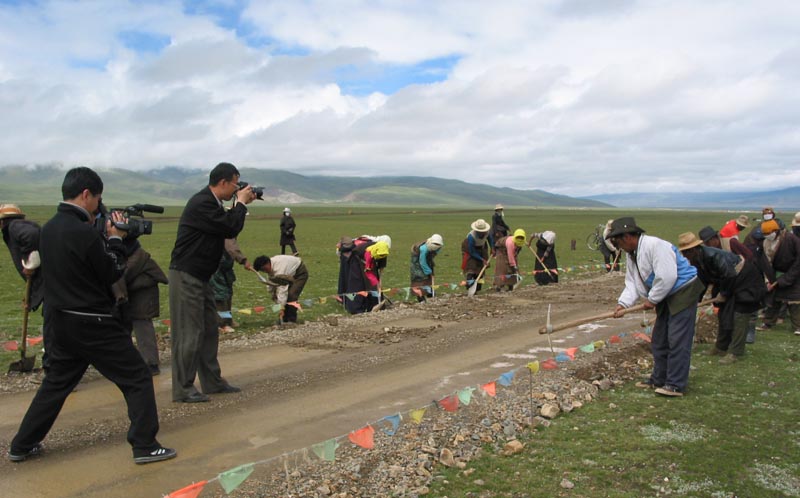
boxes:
[586,224,605,251]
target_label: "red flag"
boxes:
[634,332,652,343]
[253,306,266,313]
[565,347,577,359]
[481,382,496,397]
[348,425,375,449]
[541,358,558,370]
[438,394,459,412]
[3,341,18,351]
[167,481,207,498]
[26,336,44,346]
[161,319,171,326]
[609,335,621,344]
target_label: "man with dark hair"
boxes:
[169,162,256,403]
[608,217,704,397]
[7,167,175,464]
[253,254,308,323]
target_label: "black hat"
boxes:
[698,226,718,243]
[605,217,645,239]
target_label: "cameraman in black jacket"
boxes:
[7,167,175,464]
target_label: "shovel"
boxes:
[371,282,386,312]
[9,275,36,373]
[467,261,490,297]
[527,244,556,281]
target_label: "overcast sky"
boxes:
[1,0,798,196]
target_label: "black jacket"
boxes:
[280,215,296,245]
[169,186,247,282]
[2,218,44,310]
[40,203,126,313]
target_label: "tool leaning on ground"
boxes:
[8,275,36,373]
[539,297,720,335]
[467,258,492,297]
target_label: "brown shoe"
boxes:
[654,386,684,397]
[719,353,739,365]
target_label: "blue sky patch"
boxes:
[335,54,460,96]
[118,30,171,54]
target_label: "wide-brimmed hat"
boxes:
[0,204,25,220]
[605,217,645,239]
[678,232,703,251]
[792,212,800,227]
[471,219,491,232]
[494,204,504,211]
[698,226,718,242]
[735,214,750,228]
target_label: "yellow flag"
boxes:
[526,361,540,374]
[238,309,252,315]
[410,408,426,424]
[319,297,327,304]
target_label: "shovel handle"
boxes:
[20,276,32,356]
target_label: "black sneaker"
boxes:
[8,443,43,462]
[133,446,177,465]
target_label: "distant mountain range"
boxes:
[581,187,800,211]
[0,165,609,208]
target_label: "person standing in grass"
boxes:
[607,217,704,397]
[678,232,766,364]
[279,207,298,255]
[759,220,800,336]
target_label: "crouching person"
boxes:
[253,254,308,323]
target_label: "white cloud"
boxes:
[0,0,798,196]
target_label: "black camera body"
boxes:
[97,202,164,239]
[236,181,264,200]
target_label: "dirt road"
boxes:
[0,273,643,497]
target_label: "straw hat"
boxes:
[677,232,703,251]
[494,204,504,210]
[0,204,25,220]
[471,219,491,232]
[735,214,750,228]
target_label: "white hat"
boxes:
[375,234,392,248]
[283,207,291,214]
[471,219,491,232]
[495,204,504,210]
[427,234,443,249]
[542,230,556,245]
[792,212,800,227]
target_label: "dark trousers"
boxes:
[11,311,160,453]
[169,269,226,401]
[281,243,298,255]
[649,301,697,392]
[282,263,309,322]
[131,319,160,367]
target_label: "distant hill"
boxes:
[581,187,800,211]
[0,165,609,208]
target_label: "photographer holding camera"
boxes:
[169,162,256,403]
[7,167,175,464]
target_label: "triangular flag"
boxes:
[609,335,621,344]
[450,283,459,290]
[26,336,44,346]
[480,381,497,397]
[312,438,339,461]
[238,308,252,315]
[167,481,208,498]
[644,325,653,335]
[357,291,369,297]
[593,340,606,349]
[457,387,475,405]
[287,301,303,311]
[161,319,171,326]
[410,408,426,424]
[403,287,411,299]
[271,304,281,312]
[634,332,652,343]
[555,353,570,362]
[319,297,327,304]
[217,311,233,319]
[3,341,18,351]
[526,361,540,374]
[438,395,459,412]
[348,425,375,449]
[219,463,254,494]
[253,306,266,313]
[579,343,595,353]
[497,370,515,386]
[369,291,381,297]
[302,299,314,307]
[345,293,356,301]
[541,358,559,370]
[381,414,402,435]
[411,287,424,297]
[565,347,578,359]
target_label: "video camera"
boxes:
[96,202,164,239]
[236,181,264,200]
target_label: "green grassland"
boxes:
[0,204,780,367]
